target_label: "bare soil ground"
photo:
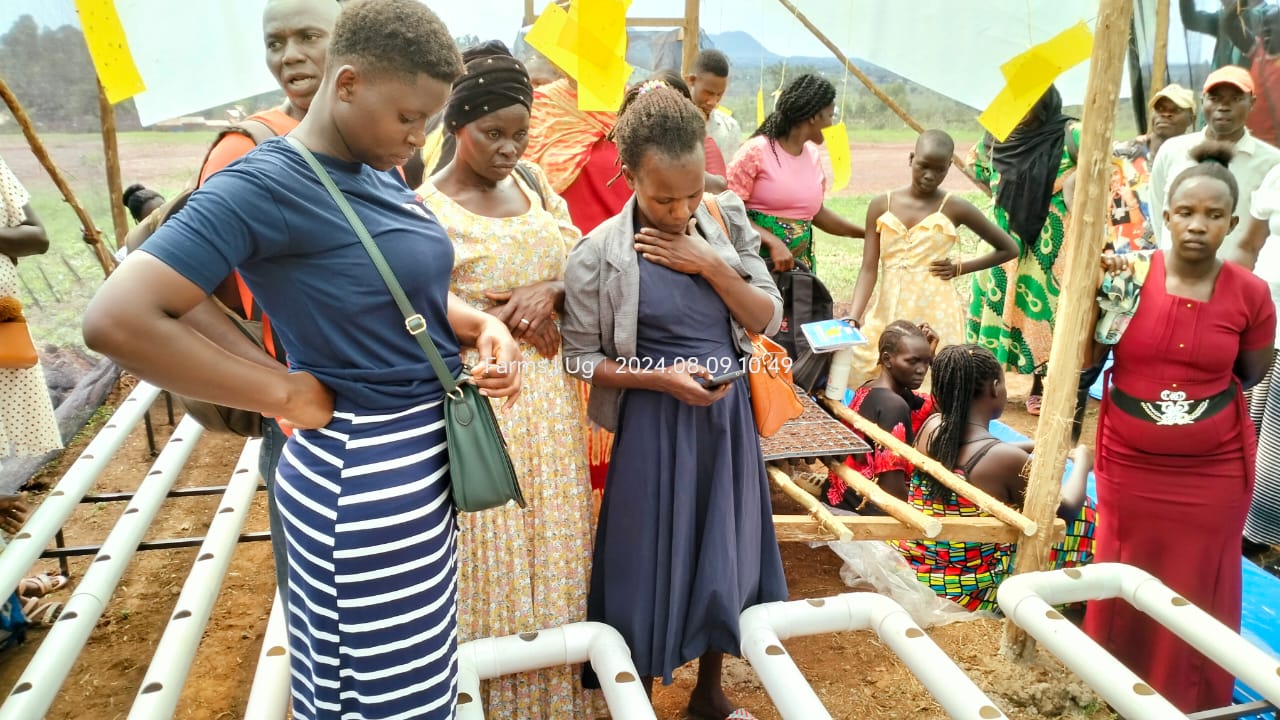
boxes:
[0,132,1104,719]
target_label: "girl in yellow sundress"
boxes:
[845,130,1018,389]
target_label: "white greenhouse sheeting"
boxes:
[2,0,1211,125]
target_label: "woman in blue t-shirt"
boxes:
[82,2,521,718]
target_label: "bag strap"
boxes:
[702,192,730,237]
[284,135,460,394]
[514,162,547,210]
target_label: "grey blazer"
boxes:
[561,191,783,432]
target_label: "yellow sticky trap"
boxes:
[822,122,851,194]
[756,89,765,126]
[527,0,632,112]
[75,0,145,103]
[979,21,1094,142]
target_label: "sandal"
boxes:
[17,573,68,599]
[1025,395,1043,416]
[21,598,63,625]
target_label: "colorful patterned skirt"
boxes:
[748,209,815,272]
[894,470,1097,612]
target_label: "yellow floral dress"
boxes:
[848,193,962,387]
[0,155,61,462]
[419,164,595,719]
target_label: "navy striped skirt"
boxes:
[274,398,457,720]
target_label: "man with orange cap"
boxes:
[1149,66,1280,257]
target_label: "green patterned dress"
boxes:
[965,124,1080,375]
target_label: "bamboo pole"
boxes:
[773,0,991,197]
[681,0,701,77]
[97,82,128,252]
[1150,0,1171,115]
[772,515,1067,544]
[766,465,854,541]
[822,460,943,538]
[1002,0,1134,662]
[821,399,1038,536]
[0,75,116,277]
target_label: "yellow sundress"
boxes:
[848,192,962,388]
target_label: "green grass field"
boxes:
[815,193,989,308]
[10,130,994,349]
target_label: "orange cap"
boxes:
[1203,65,1254,95]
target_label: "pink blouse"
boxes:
[726,135,826,220]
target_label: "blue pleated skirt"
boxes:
[275,398,457,720]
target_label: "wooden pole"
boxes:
[772,515,1067,544]
[766,465,854,541]
[823,461,943,538]
[97,82,128,252]
[822,399,1038,536]
[522,0,536,27]
[1150,0,1171,119]
[681,0,701,77]
[0,75,116,277]
[773,0,991,197]
[1002,0,1134,661]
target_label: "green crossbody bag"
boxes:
[287,136,525,512]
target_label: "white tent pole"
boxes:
[457,622,655,720]
[243,591,291,720]
[0,382,161,602]
[998,563,1280,716]
[0,414,205,720]
[739,593,1008,720]
[127,438,263,720]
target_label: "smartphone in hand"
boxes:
[696,368,747,389]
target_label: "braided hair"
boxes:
[877,319,927,361]
[926,344,1002,479]
[753,73,835,160]
[613,84,706,172]
[1167,140,1238,208]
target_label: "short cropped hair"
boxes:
[327,0,462,84]
[693,49,730,77]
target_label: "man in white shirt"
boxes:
[686,49,743,164]
[1150,65,1280,257]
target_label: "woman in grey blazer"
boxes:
[562,83,787,720]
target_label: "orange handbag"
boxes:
[0,322,37,369]
[699,196,804,436]
[747,332,803,437]
[0,296,37,370]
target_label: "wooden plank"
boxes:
[680,0,700,76]
[1003,0,1133,661]
[625,17,686,27]
[1151,0,1170,108]
[772,515,1068,544]
[766,466,853,541]
[823,461,942,538]
[822,399,1037,537]
[98,82,128,251]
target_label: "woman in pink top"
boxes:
[727,74,863,272]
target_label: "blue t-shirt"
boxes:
[141,137,462,410]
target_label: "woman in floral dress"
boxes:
[419,45,595,718]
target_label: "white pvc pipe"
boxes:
[0,382,161,600]
[739,593,1008,720]
[243,591,291,720]
[456,622,655,720]
[0,412,203,720]
[127,438,262,720]
[998,563,1280,719]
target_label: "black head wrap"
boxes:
[987,85,1074,245]
[443,41,533,131]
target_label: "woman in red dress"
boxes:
[1084,141,1276,713]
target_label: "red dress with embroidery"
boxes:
[1084,252,1276,712]
[825,386,934,510]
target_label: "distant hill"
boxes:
[707,31,897,83]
